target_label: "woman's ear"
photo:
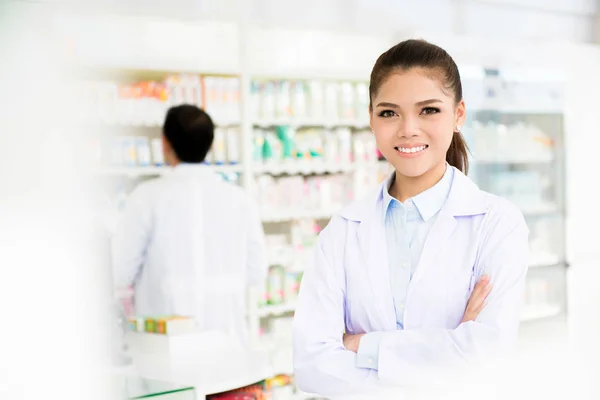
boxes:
[455,100,466,129]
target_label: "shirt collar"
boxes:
[383,163,454,222]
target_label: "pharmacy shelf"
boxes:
[519,304,562,322]
[95,165,244,177]
[255,162,354,176]
[519,203,560,216]
[253,119,370,129]
[255,161,387,176]
[257,302,297,318]
[473,157,554,164]
[529,255,564,269]
[260,208,339,223]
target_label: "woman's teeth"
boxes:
[396,145,428,153]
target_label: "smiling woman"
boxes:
[368,40,469,201]
[293,39,530,399]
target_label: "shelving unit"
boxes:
[75,16,573,397]
[465,66,569,324]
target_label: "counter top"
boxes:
[117,375,194,399]
[117,333,274,399]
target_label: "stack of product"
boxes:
[98,135,163,168]
[259,220,321,308]
[78,74,241,126]
[253,126,378,166]
[127,315,196,335]
[254,162,389,216]
[207,381,269,400]
[94,127,241,169]
[250,79,370,123]
[468,121,554,163]
[254,174,352,214]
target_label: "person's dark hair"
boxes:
[369,39,469,174]
[163,104,214,163]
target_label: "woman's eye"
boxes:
[421,107,440,115]
[378,110,396,118]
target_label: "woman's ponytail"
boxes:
[446,131,470,175]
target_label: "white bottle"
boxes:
[150,138,164,166]
[135,137,151,167]
[213,128,227,165]
[226,128,240,165]
[121,136,137,167]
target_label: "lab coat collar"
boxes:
[339,165,489,222]
[341,165,490,329]
[170,163,217,178]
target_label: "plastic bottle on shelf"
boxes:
[307,80,325,121]
[262,130,282,164]
[276,126,296,162]
[306,129,324,160]
[108,137,124,167]
[352,133,367,164]
[267,265,285,305]
[339,81,356,121]
[337,127,352,164]
[253,129,265,163]
[135,137,151,167]
[275,80,291,120]
[122,136,137,167]
[324,82,340,122]
[213,128,227,165]
[226,127,240,165]
[262,81,276,121]
[322,128,339,164]
[150,138,164,166]
[250,81,261,121]
[202,76,219,124]
[291,81,307,120]
[229,77,241,124]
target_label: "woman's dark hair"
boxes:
[369,39,469,174]
[163,104,214,163]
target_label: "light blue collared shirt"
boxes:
[356,164,454,370]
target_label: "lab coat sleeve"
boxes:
[111,185,153,289]
[375,204,529,386]
[356,332,383,369]
[293,217,382,398]
[244,197,267,288]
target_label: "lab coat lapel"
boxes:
[408,209,457,292]
[408,168,487,294]
[356,191,397,331]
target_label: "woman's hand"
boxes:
[462,275,493,323]
[343,333,366,353]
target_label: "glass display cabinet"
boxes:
[462,66,568,324]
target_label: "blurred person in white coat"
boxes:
[293,39,530,399]
[112,104,267,344]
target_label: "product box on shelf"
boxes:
[79,74,241,127]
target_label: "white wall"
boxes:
[11,0,599,43]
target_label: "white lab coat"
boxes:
[293,166,529,398]
[111,164,267,343]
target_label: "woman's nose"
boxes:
[396,117,419,138]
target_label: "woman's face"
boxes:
[370,68,466,178]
